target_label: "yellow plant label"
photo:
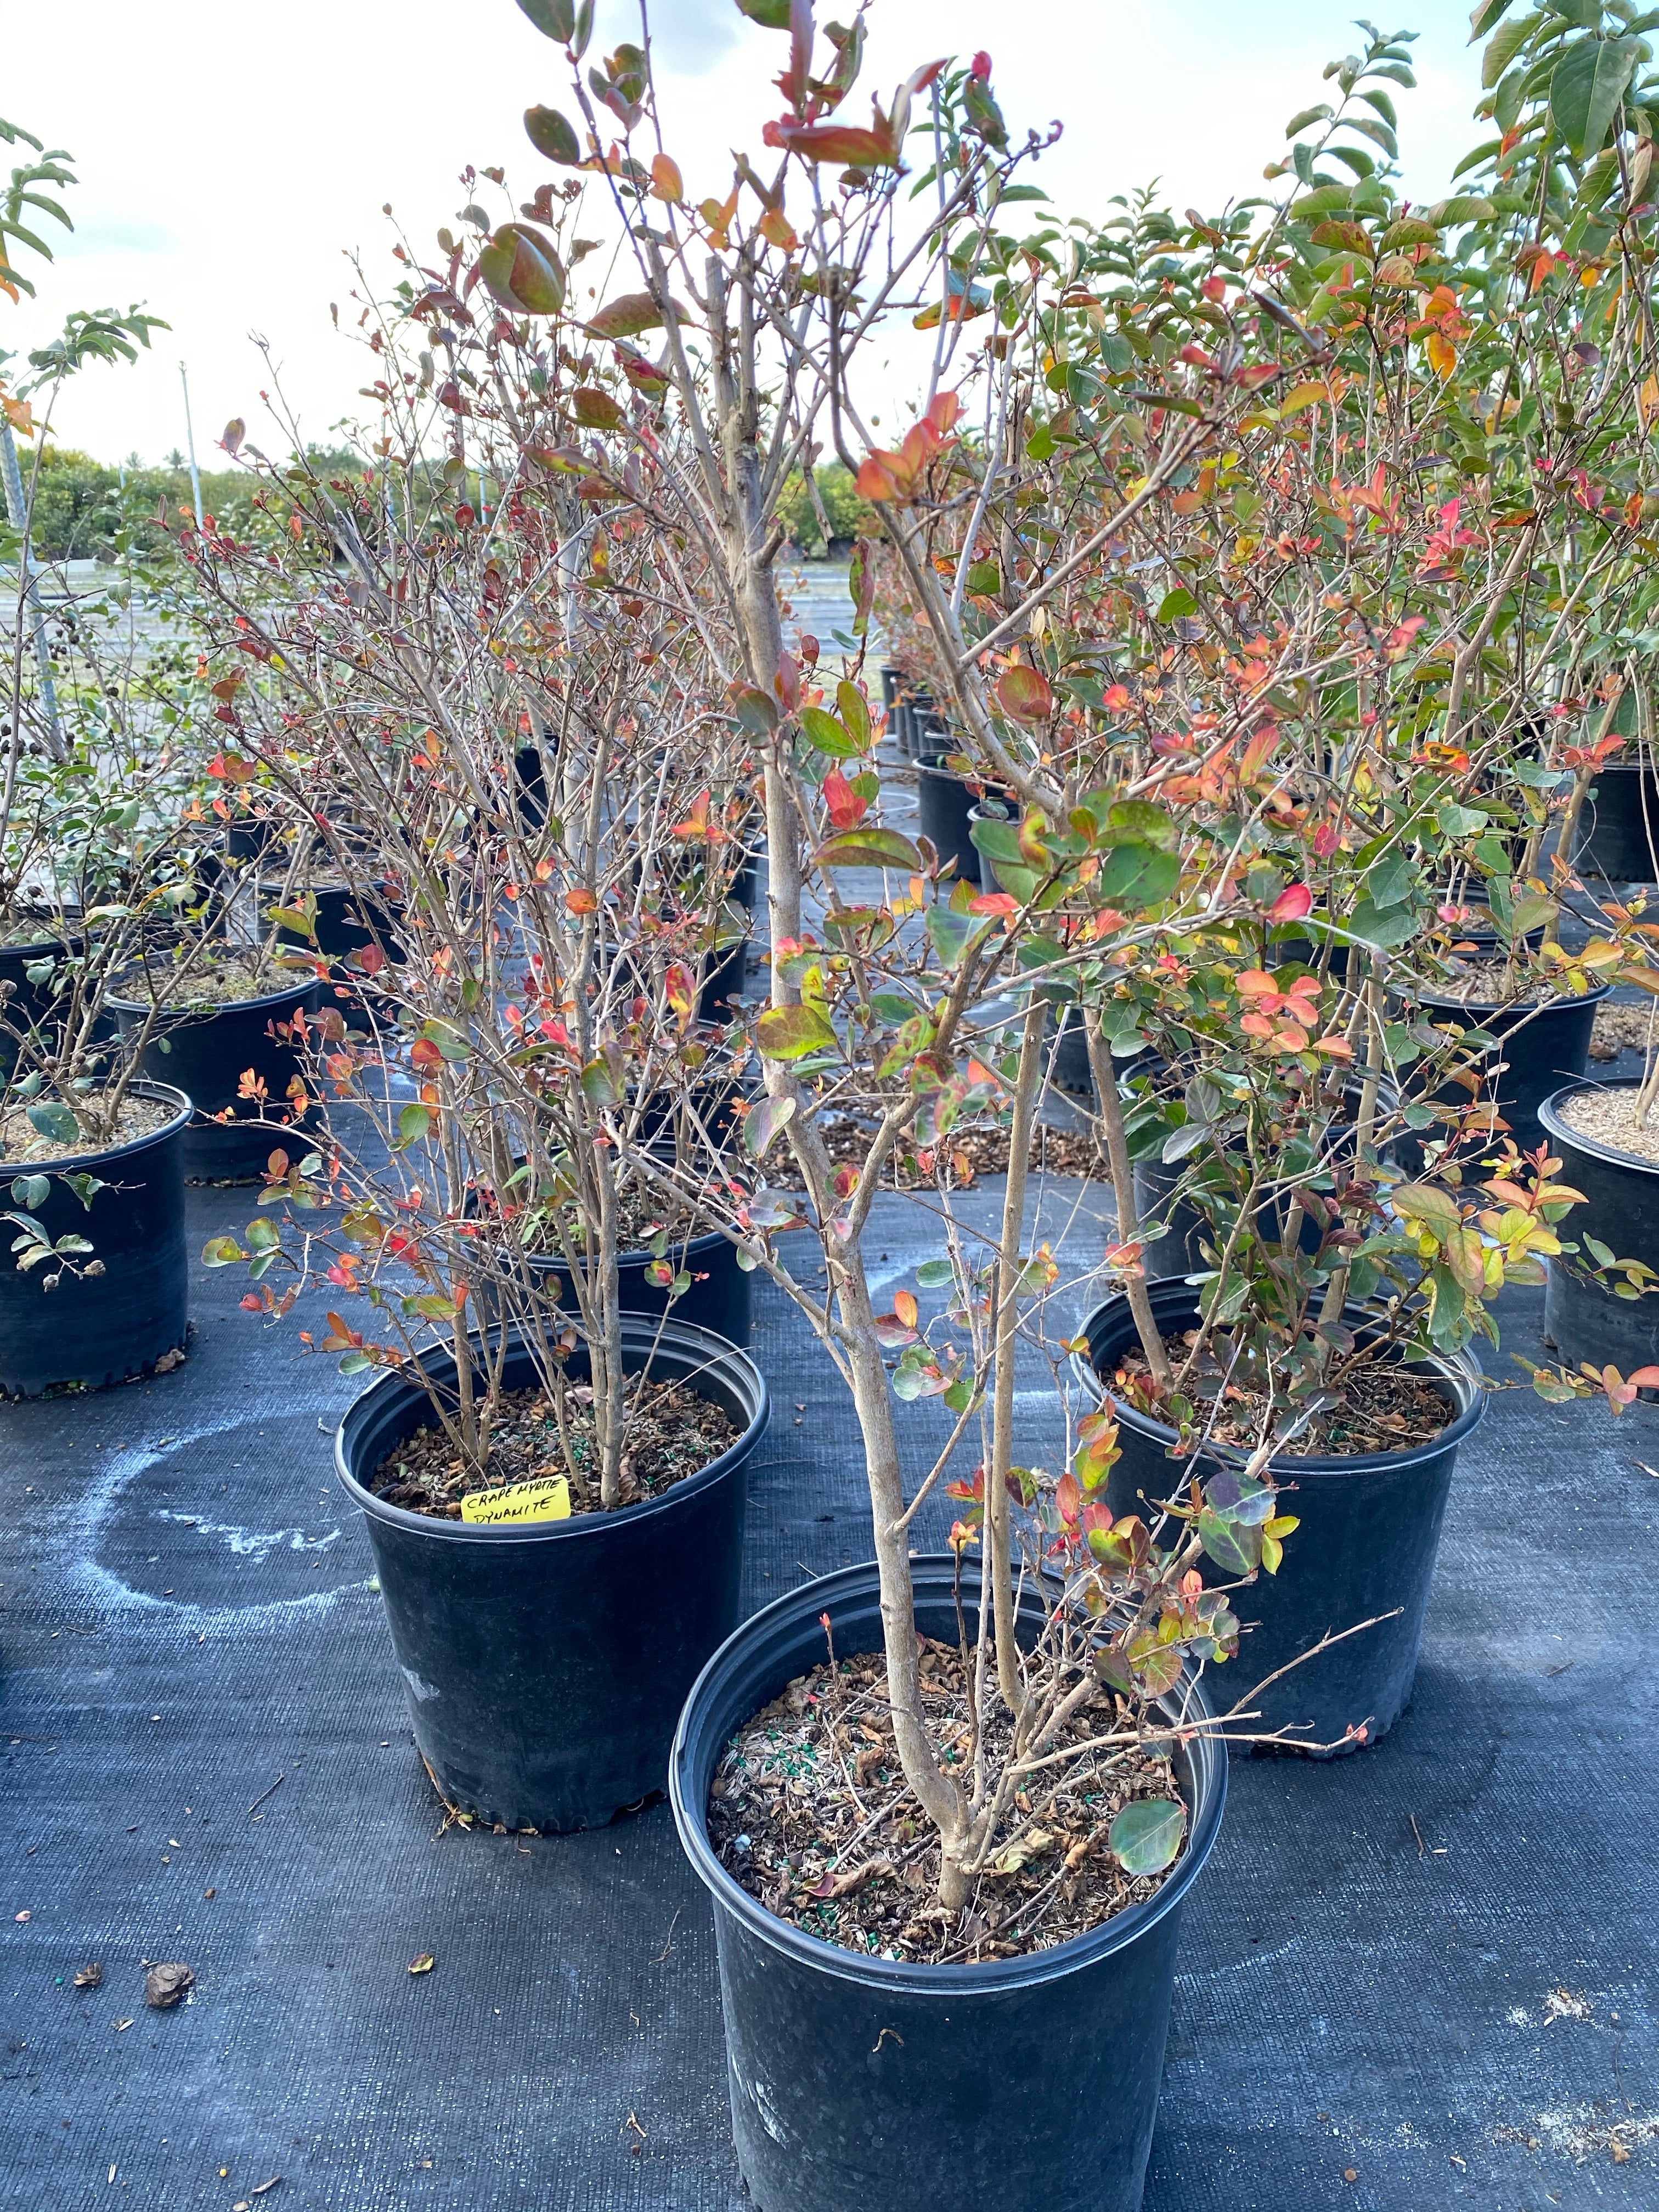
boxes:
[460,1475,571,1526]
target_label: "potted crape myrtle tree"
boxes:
[989,11,1659,1752]
[194,246,769,1832]
[499,7,1405,2206]
[0,151,202,1393]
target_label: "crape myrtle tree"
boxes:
[860,12,1659,1443]
[493,0,1434,1912]
[181,194,753,1507]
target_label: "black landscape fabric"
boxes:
[0,1170,1654,2210]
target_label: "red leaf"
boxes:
[1267,883,1313,923]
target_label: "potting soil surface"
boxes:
[3,1119,1657,2203]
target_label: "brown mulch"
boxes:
[706,1637,1184,1965]
[111,951,309,1009]
[1115,1331,1451,1456]
[369,1374,737,1519]
[776,1115,1102,1190]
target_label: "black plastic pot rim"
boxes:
[1412,979,1610,1020]
[0,1078,192,1176]
[1073,1283,1487,1477]
[520,1218,744,1272]
[1539,1076,1659,1177]
[669,1555,1226,1997]
[105,975,320,1021]
[335,1316,768,1548]
[0,930,72,958]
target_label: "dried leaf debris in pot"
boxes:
[707,1639,1187,1965]
[1116,1333,1451,1455]
[370,1374,738,1517]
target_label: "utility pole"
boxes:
[179,361,204,529]
[0,419,67,763]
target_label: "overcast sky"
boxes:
[6,0,1490,469]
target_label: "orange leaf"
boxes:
[894,1289,918,1329]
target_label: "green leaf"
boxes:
[916,1257,955,1288]
[1345,898,1420,950]
[1109,1798,1187,1875]
[478,224,566,317]
[1155,586,1198,622]
[524,105,582,164]
[201,1235,247,1268]
[266,904,316,939]
[1392,1182,1464,1238]
[735,0,791,22]
[1469,0,1519,35]
[588,291,669,340]
[394,1103,433,1150]
[836,681,872,750]
[9,1175,48,1210]
[245,1216,281,1252]
[26,1102,79,1146]
[814,828,922,871]
[579,1058,619,1108]
[1481,10,1540,87]
[731,685,779,737]
[1286,103,1335,136]
[517,0,577,36]
[926,904,994,969]
[756,1003,839,1060]
[1550,35,1639,160]
[1104,799,1177,850]
[798,706,864,757]
[337,1350,373,1376]
[1198,1508,1263,1577]
[1094,842,1179,910]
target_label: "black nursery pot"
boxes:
[524,1222,755,1347]
[337,1318,768,1832]
[1412,981,1607,1157]
[0,1080,190,1398]
[916,754,981,888]
[108,977,323,1183]
[274,881,405,1032]
[1540,1079,1659,1372]
[1075,1281,1485,1753]
[670,1557,1226,2212]
[0,930,71,1066]
[1570,761,1659,883]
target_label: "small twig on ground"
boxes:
[245,1774,284,1817]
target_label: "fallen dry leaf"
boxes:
[13,1910,30,1923]
[72,1962,103,1989]
[144,1962,194,2009]
[113,2018,133,2031]
[408,1953,435,1976]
